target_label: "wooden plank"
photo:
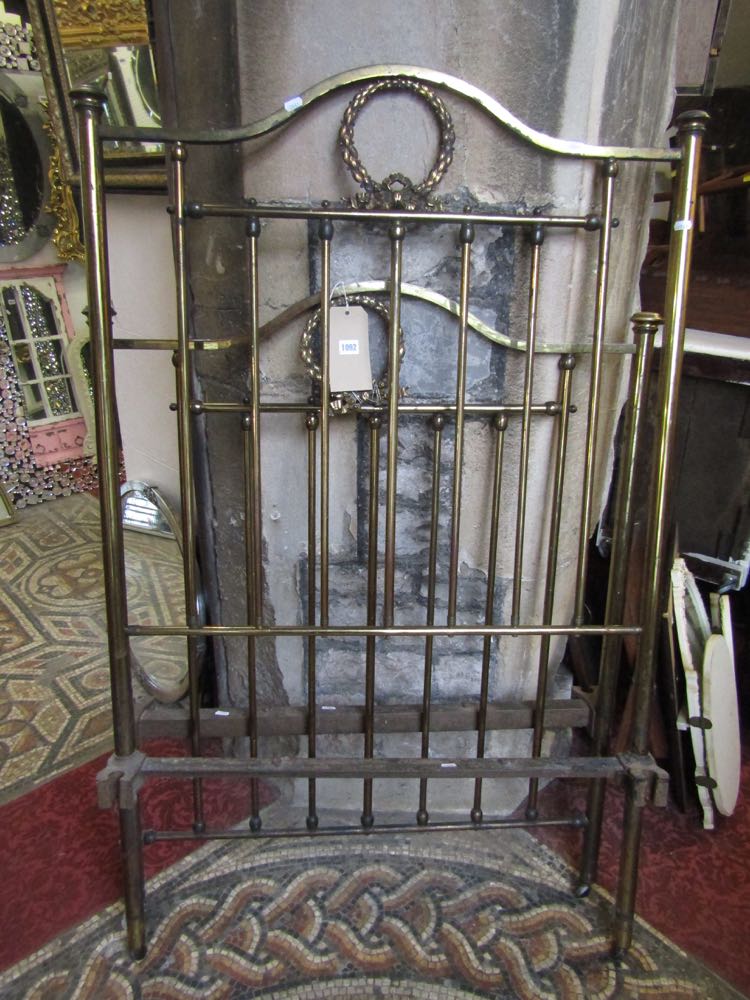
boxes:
[142,754,622,781]
[137,698,591,741]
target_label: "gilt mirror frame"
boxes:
[0,483,17,525]
[26,0,166,199]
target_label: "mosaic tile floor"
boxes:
[0,823,742,999]
[0,494,187,804]
[1,497,745,998]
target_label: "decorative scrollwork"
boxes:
[52,0,150,48]
[339,77,455,211]
[300,294,405,415]
[45,126,85,263]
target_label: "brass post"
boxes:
[574,161,617,625]
[511,225,543,625]
[471,413,508,822]
[319,220,333,627]
[72,86,145,959]
[363,413,381,828]
[242,411,261,830]
[306,410,319,830]
[526,353,575,818]
[383,221,405,627]
[615,111,707,953]
[447,223,474,625]
[579,311,658,890]
[170,140,204,831]
[246,216,263,830]
[614,772,646,955]
[417,413,445,825]
[247,218,264,625]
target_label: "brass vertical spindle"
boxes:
[306,411,319,829]
[614,113,706,956]
[319,220,333,627]
[574,161,617,626]
[315,219,331,829]
[383,221,405,627]
[241,417,260,827]
[578,312,657,890]
[417,413,445,826]
[511,225,543,626]
[245,217,263,831]
[447,223,475,625]
[362,414,381,828]
[247,219,263,625]
[73,86,145,959]
[471,413,508,823]
[243,413,257,632]
[526,354,576,819]
[170,140,204,832]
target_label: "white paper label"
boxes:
[674,219,693,231]
[329,306,372,393]
[284,95,303,112]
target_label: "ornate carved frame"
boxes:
[26,0,165,260]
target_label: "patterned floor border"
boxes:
[0,493,187,803]
[1,820,743,999]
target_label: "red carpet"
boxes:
[532,742,750,997]
[3,736,748,992]
[0,739,275,971]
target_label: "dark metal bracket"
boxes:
[95,748,669,815]
[617,753,670,808]
[97,751,147,810]
[688,715,713,730]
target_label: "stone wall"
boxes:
[154,0,679,813]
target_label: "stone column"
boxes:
[152,0,288,711]
[156,0,679,813]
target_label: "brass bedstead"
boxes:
[73,66,704,959]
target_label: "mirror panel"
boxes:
[65,42,162,149]
[0,93,43,245]
[27,0,165,191]
[0,70,54,262]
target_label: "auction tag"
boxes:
[329,306,372,393]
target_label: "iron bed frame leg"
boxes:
[610,110,707,953]
[73,86,147,959]
[577,311,658,895]
[613,769,647,956]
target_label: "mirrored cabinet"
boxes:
[0,64,54,262]
[0,268,94,482]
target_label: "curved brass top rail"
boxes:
[95,64,679,162]
[261,281,637,355]
[112,280,637,356]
